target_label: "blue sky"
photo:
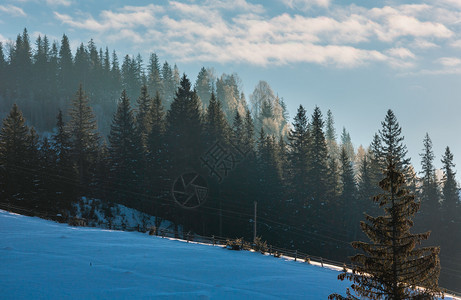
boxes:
[1,0,461,174]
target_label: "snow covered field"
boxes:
[0,210,456,299]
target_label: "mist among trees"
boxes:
[0,29,460,292]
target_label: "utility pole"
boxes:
[253,201,257,242]
[219,197,222,237]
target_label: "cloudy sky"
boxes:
[1,0,461,173]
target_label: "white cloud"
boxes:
[54,4,162,32]
[51,1,460,69]
[436,57,461,67]
[107,29,144,44]
[366,6,453,42]
[432,0,461,9]
[386,48,416,59]
[282,0,330,10]
[449,39,461,48]
[411,39,439,49]
[204,0,265,14]
[0,4,26,17]
[46,0,71,6]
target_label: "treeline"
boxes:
[0,29,460,290]
[0,29,288,138]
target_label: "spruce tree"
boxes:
[308,106,329,203]
[338,146,357,238]
[243,110,255,153]
[58,34,74,95]
[287,105,310,209]
[195,67,213,108]
[146,91,167,199]
[51,110,76,212]
[135,85,152,150]
[256,129,284,237]
[108,90,140,206]
[24,127,40,206]
[326,155,341,201]
[67,85,100,191]
[166,74,203,173]
[341,127,355,164]
[378,110,410,172]
[147,53,163,99]
[0,104,31,204]
[38,137,56,212]
[11,29,32,97]
[121,55,141,102]
[357,151,380,218]
[0,42,6,96]
[325,109,340,199]
[439,146,461,290]
[74,43,89,88]
[162,61,175,106]
[110,50,122,96]
[440,146,459,224]
[204,91,229,146]
[418,133,441,237]
[330,165,442,299]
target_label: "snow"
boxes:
[74,197,173,231]
[0,210,457,299]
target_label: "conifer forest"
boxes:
[0,29,460,294]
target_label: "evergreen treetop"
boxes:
[330,163,442,300]
[378,110,410,172]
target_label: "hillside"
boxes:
[0,210,458,299]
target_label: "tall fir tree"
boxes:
[58,34,74,96]
[146,91,167,198]
[440,146,459,224]
[308,106,329,204]
[204,92,229,147]
[378,110,410,172]
[418,133,441,239]
[341,127,355,164]
[166,74,203,173]
[356,151,380,218]
[67,85,100,191]
[195,67,213,108]
[162,61,175,106]
[37,137,56,212]
[121,55,141,102]
[108,90,140,206]
[338,145,358,240]
[110,50,122,96]
[0,104,32,204]
[287,105,310,210]
[147,53,163,99]
[74,43,89,89]
[51,110,76,212]
[256,129,284,238]
[0,42,6,97]
[439,146,461,289]
[135,85,152,150]
[325,109,340,197]
[330,162,442,300]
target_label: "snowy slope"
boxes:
[74,197,172,230]
[0,210,456,299]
